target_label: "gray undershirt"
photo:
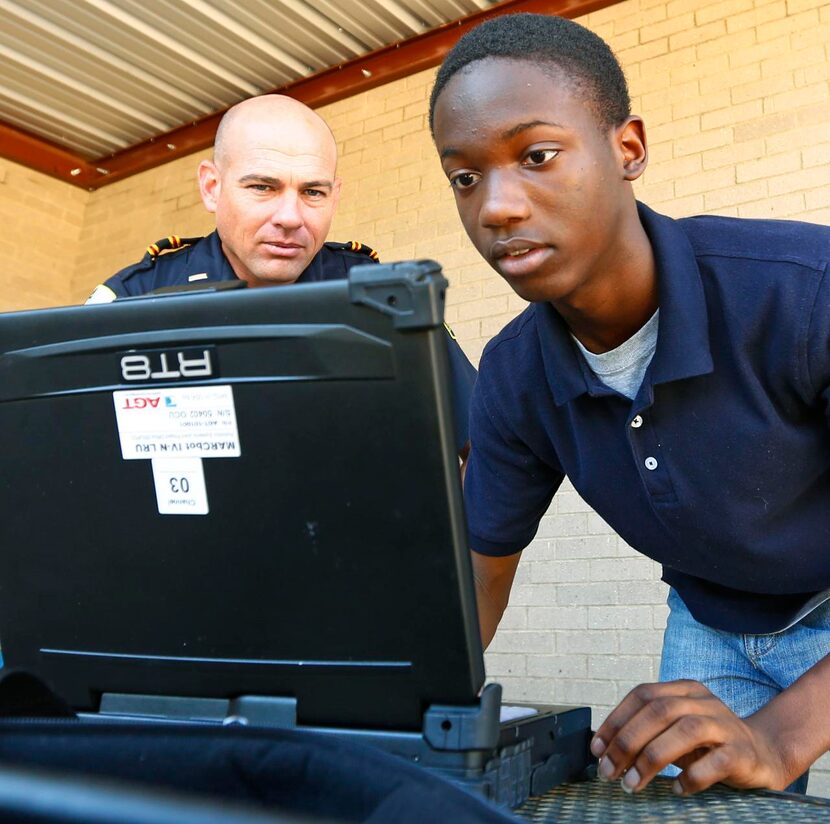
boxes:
[573,308,830,631]
[573,310,660,400]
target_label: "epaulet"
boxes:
[141,235,203,264]
[324,240,380,261]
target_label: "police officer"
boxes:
[86,94,475,455]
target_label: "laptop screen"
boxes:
[0,262,484,731]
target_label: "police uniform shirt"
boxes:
[87,231,476,452]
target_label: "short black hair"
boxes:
[429,13,630,134]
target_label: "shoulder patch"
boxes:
[85,284,118,305]
[144,235,202,260]
[324,240,380,261]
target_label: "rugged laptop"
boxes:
[0,261,592,807]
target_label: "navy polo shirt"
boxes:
[101,231,477,451]
[465,202,830,634]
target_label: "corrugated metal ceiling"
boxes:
[0,0,498,160]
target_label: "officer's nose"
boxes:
[479,171,531,229]
[268,191,304,230]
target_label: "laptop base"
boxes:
[83,683,594,808]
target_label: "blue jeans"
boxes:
[659,588,830,794]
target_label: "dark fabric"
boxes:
[464,202,830,633]
[102,233,374,297]
[102,232,476,453]
[0,720,518,824]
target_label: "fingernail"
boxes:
[598,755,615,781]
[621,767,640,793]
[590,736,606,757]
[672,780,684,796]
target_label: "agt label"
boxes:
[152,458,209,515]
[113,386,241,460]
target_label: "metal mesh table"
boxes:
[517,777,830,822]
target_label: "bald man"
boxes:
[86,95,377,298]
[86,94,477,454]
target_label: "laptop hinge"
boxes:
[348,260,447,330]
[98,693,298,728]
[421,682,501,751]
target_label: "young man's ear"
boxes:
[198,160,221,214]
[617,116,648,182]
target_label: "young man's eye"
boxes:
[523,149,559,166]
[449,172,480,190]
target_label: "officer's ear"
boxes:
[198,160,221,214]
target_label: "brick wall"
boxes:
[0,160,88,311]
[4,0,830,794]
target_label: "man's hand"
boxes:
[590,680,791,795]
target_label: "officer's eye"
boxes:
[522,148,559,167]
[305,188,327,199]
[448,171,480,191]
[247,184,272,192]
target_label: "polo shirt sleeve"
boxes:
[464,376,565,557]
[444,333,477,450]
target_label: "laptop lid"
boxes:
[0,261,484,731]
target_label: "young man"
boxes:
[429,13,830,797]
[86,94,476,455]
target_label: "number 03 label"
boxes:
[151,458,209,515]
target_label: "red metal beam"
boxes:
[2,0,622,190]
[0,122,93,182]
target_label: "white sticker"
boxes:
[152,458,209,515]
[113,386,241,460]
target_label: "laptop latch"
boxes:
[422,682,501,751]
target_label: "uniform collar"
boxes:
[200,231,241,282]
[295,246,325,282]
[538,201,714,407]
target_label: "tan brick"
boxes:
[701,137,765,170]
[696,27,756,60]
[670,52,729,83]
[618,37,671,65]
[761,43,826,79]
[670,18,727,49]
[696,0,754,24]
[672,86,731,120]
[737,191,806,217]
[642,12,697,40]
[804,193,830,214]
[801,142,830,168]
[672,127,734,159]
[763,8,822,41]
[797,60,830,87]
[646,114,703,144]
[735,152,801,183]
[727,0,788,33]
[701,98,764,129]
[733,110,799,141]
[700,61,764,96]
[643,153,703,184]
[764,82,829,114]
[702,178,769,210]
[613,5,667,34]
[768,163,830,196]
[797,100,830,126]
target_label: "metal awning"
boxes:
[0,0,618,188]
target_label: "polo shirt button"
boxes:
[644,457,658,470]
[631,415,643,428]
